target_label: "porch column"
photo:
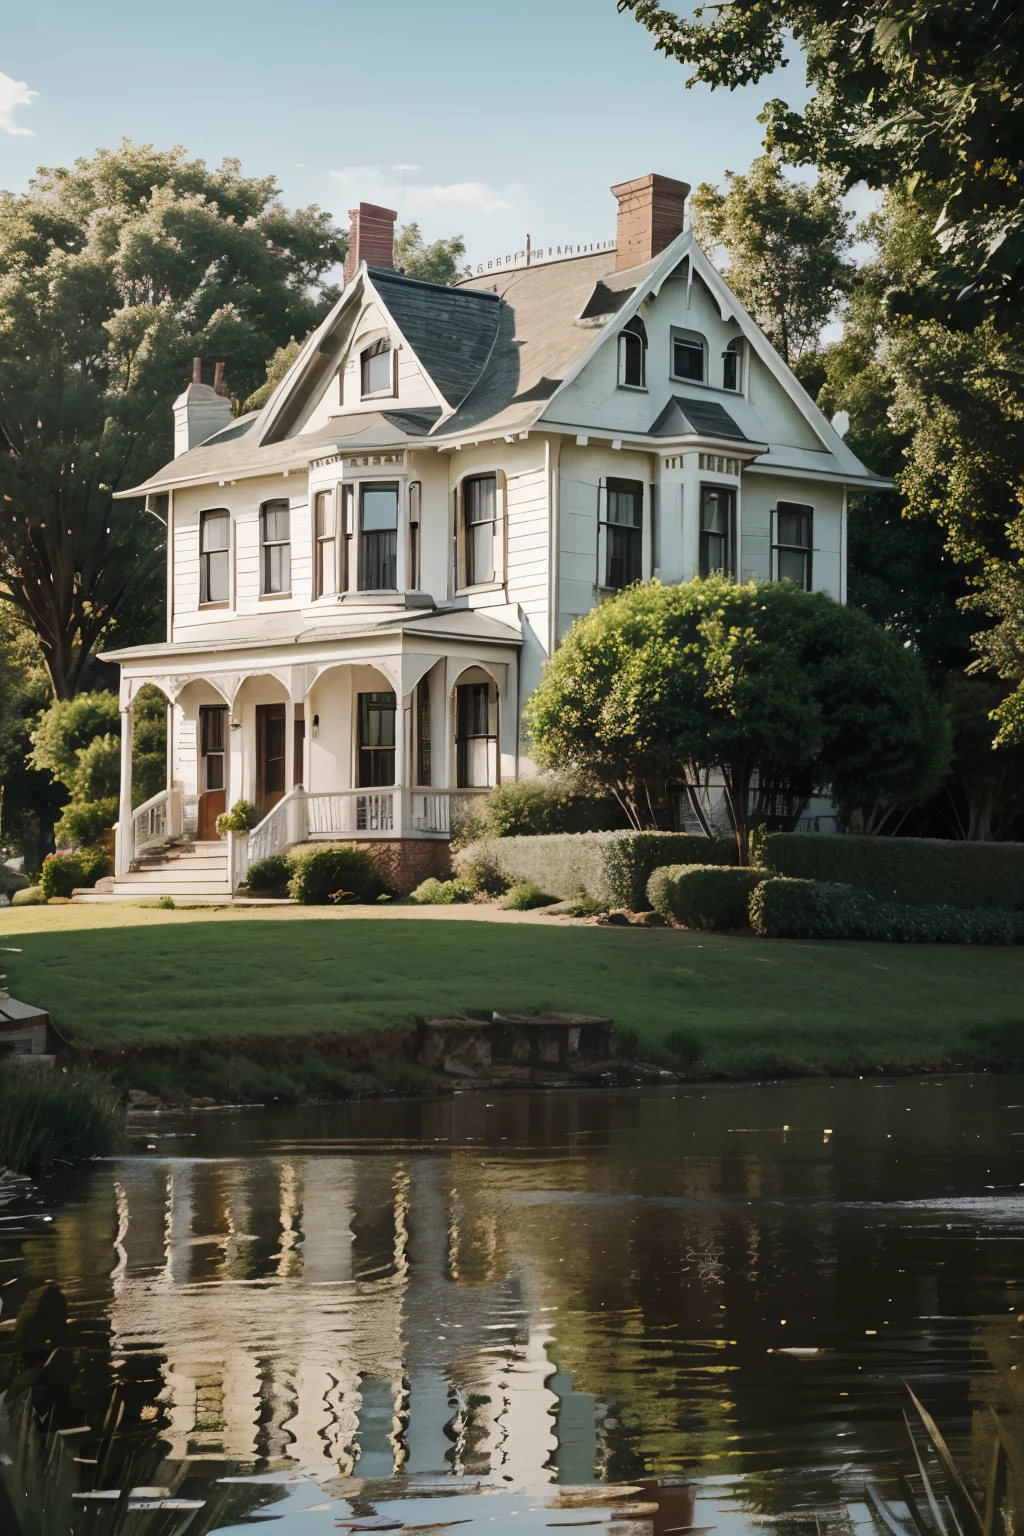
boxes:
[228,704,244,811]
[394,693,410,836]
[284,700,297,792]
[115,702,134,875]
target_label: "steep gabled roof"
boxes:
[116,233,888,499]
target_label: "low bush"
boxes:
[245,853,292,896]
[55,796,118,851]
[39,848,112,900]
[410,876,475,905]
[751,830,1024,910]
[455,845,510,897]
[648,865,763,930]
[11,886,45,906]
[750,876,1024,944]
[0,1068,123,1173]
[475,773,627,839]
[288,843,390,905]
[457,831,736,910]
[217,799,257,836]
[501,882,558,911]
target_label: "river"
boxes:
[1,1075,1022,1534]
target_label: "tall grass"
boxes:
[0,1068,122,1173]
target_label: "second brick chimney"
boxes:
[343,201,398,285]
[611,173,691,272]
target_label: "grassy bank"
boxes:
[1,903,1022,1084]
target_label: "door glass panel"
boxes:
[358,692,396,786]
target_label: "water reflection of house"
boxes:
[107,1155,582,1482]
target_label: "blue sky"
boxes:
[0,0,815,265]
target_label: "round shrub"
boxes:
[501,882,558,911]
[410,875,475,905]
[12,886,45,906]
[40,848,112,899]
[647,864,763,931]
[288,843,389,905]
[245,853,292,896]
[453,845,510,896]
[55,797,118,850]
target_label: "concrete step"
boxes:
[120,871,230,886]
[134,855,228,871]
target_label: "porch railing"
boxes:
[237,784,492,890]
[132,785,183,856]
[248,786,307,865]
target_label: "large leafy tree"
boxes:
[0,141,346,698]
[689,155,852,365]
[394,222,469,286]
[618,0,1024,319]
[525,578,947,860]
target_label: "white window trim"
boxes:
[616,330,648,392]
[454,471,506,596]
[669,326,708,388]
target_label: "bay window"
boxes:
[699,485,736,577]
[313,490,337,598]
[359,483,398,590]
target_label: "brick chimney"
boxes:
[611,173,691,272]
[343,201,398,285]
[172,357,233,457]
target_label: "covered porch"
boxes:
[109,617,521,892]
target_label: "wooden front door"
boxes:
[256,703,287,817]
[198,705,227,840]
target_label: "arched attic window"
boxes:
[723,337,744,392]
[617,315,648,389]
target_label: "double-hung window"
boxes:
[772,502,813,589]
[260,500,290,595]
[463,474,497,586]
[672,329,706,383]
[361,338,393,397]
[313,490,337,598]
[456,681,498,788]
[601,478,643,590]
[199,509,230,605]
[699,485,736,577]
[359,482,399,590]
[200,704,226,791]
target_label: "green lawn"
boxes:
[1,904,1022,1075]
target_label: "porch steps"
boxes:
[76,840,234,901]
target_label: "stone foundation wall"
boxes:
[364,839,452,895]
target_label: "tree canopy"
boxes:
[690,155,852,364]
[526,578,948,859]
[393,222,470,286]
[0,141,346,697]
[619,0,1024,320]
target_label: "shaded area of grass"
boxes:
[0,1069,122,1173]
[2,909,1023,1077]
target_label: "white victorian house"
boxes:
[103,172,884,898]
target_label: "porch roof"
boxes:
[99,604,522,665]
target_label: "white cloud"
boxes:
[406,181,514,213]
[330,164,513,213]
[0,71,37,135]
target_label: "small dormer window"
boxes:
[672,329,705,384]
[617,316,647,389]
[361,338,393,398]
[723,337,744,392]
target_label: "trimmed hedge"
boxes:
[752,831,1024,911]
[245,853,291,896]
[648,865,763,931]
[455,831,735,909]
[288,844,390,905]
[410,876,475,905]
[750,877,1024,944]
